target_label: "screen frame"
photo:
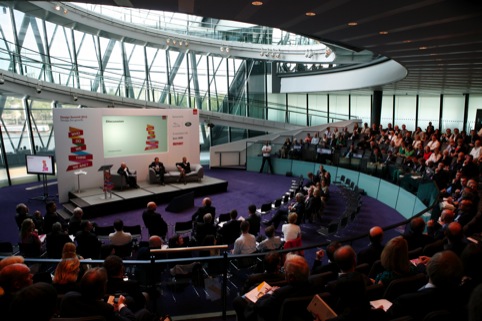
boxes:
[25,155,56,175]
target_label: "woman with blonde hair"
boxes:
[53,255,81,294]
[282,212,301,242]
[375,236,418,286]
[19,218,42,257]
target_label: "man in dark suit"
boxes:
[75,220,101,259]
[388,250,465,321]
[117,162,138,188]
[357,226,385,269]
[263,192,305,228]
[193,213,217,245]
[403,217,434,251]
[148,157,165,185]
[245,204,260,237]
[191,197,216,223]
[142,202,168,240]
[218,209,241,245]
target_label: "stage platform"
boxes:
[63,175,228,219]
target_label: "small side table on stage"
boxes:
[74,170,87,193]
[98,164,113,199]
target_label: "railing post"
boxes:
[222,251,228,320]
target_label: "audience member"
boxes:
[109,219,133,246]
[233,221,256,255]
[263,192,305,228]
[68,206,84,235]
[257,225,282,252]
[387,250,464,321]
[0,256,25,271]
[53,255,81,294]
[193,213,217,245]
[218,209,242,245]
[357,226,384,269]
[142,202,168,240]
[403,217,434,251]
[43,201,64,234]
[75,220,101,259]
[245,204,260,237]
[46,221,72,258]
[0,263,33,320]
[327,245,372,290]
[19,218,42,257]
[14,203,29,230]
[312,240,342,275]
[191,197,216,223]
[281,212,301,242]
[60,267,137,321]
[9,282,57,321]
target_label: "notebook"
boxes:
[307,294,337,321]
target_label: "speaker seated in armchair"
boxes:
[148,157,165,185]
[114,162,138,189]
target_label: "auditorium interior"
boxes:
[1,1,482,321]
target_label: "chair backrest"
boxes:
[111,241,133,259]
[217,213,231,223]
[278,295,316,321]
[383,273,427,301]
[368,259,384,279]
[0,241,14,255]
[273,198,282,208]
[308,271,336,288]
[174,220,193,235]
[94,226,114,243]
[260,202,272,213]
[123,225,142,241]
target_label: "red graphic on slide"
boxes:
[145,124,159,151]
[66,126,93,171]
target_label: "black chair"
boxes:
[383,273,427,301]
[111,241,134,259]
[273,198,282,208]
[216,213,231,225]
[123,225,142,242]
[317,220,339,237]
[94,225,114,243]
[278,295,319,321]
[174,220,193,236]
[257,202,272,215]
[0,241,14,255]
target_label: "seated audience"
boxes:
[375,236,419,286]
[0,262,33,321]
[263,192,305,228]
[46,221,72,258]
[245,204,261,237]
[53,254,81,294]
[218,209,242,245]
[68,207,84,236]
[240,251,284,294]
[403,217,434,251]
[142,201,168,240]
[281,212,301,242]
[109,219,133,246]
[9,282,57,321]
[257,225,282,252]
[191,197,216,223]
[43,201,64,234]
[14,203,29,230]
[75,220,101,259]
[193,213,217,245]
[357,226,384,269]
[176,156,191,184]
[233,221,256,255]
[19,218,42,257]
[311,240,342,275]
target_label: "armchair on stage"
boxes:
[149,164,204,184]
[110,173,129,190]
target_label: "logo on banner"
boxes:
[67,126,93,171]
[145,124,159,150]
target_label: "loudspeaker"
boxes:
[166,191,195,213]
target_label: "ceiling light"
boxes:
[166,38,171,44]
[184,41,189,47]
[225,47,230,53]
[306,12,316,16]
[73,95,78,101]
[419,46,428,50]
[54,4,61,11]
[252,1,263,6]
[220,46,224,52]
[179,40,183,46]
[348,22,358,26]
[379,31,388,35]
[63,8,68,14]
[172,39,177,45]
[0,73,4,85]
[403,40,412,43]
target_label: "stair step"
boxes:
[70,197,90,208]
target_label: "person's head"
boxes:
[240,220,250,234]
[20,218,35,239]
[369,226,384,245]
[409,217,426,235]
[203,213,213,224]
[381,236,410,274]
[182,156,187,163]
[0,256,25,271]
[120,162,127,169]
[147,201,157,211]
[287,212,298,224]
[313,188,321,198]
[0,263,33,294]
[103,255,125,278]
[72,207,83,219]
[154,157,159,162]
[113,219,124,231]
[51,221,63,234]
[334,245,357,273]
[79,220,93,232]
[79,267,108,300]
[53,257,81,284]
[248,204,257,214]
[148,235,163,248]
[46,201,56,213]
[264,225,275,238]
[295,192,304,202]
[230,209,238,220]
[62,242,77,258]
[264,251,281,273]
[326,241,342,262]
[202,197,212,207]
[445,222,463,243]
[427,250,463,289]
[16,203,28,215]
[10,282,57,321]
[284,254,309,283]
[440,209,455,224]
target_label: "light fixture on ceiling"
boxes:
[54,4,61,11]
[347,22,358,26]
[306,12,316,16]
[0,73,4,85]
[36,86,42,94]
[220,46,224,52]
[179,40,183,46]
[379,31,388,35]
[252,1,263,6]
[63,8,68,14]
[166,38,171,45]
[2,6,7,14]
[184,41,189,47]
[225,47,230,53]
[274,50,281,59]
[260,49,265,56]
[73,95,78,102]
[172,39,177,45]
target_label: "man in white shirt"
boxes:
[470,139,482,159]
[259,141,274,174]
[108,219,132,246]
[233,221,257,255]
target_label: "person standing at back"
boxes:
[259,141,274,174]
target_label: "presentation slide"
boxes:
[26,155,56,175]
[102,115,168,158]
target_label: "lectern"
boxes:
[98,164,113,199]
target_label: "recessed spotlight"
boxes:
[225,47,230,53]
[379,31,388,35]
[54,5,61,11]
[403,40,412,43]
[348,22,358,26]
[419,46,428,50]
[252,1,263,6]
[306,12,316,16]
[63,8,68,14]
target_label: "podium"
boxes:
[74,170,87,193]
[98,164,113,199]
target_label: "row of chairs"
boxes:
[317,175,363,238]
